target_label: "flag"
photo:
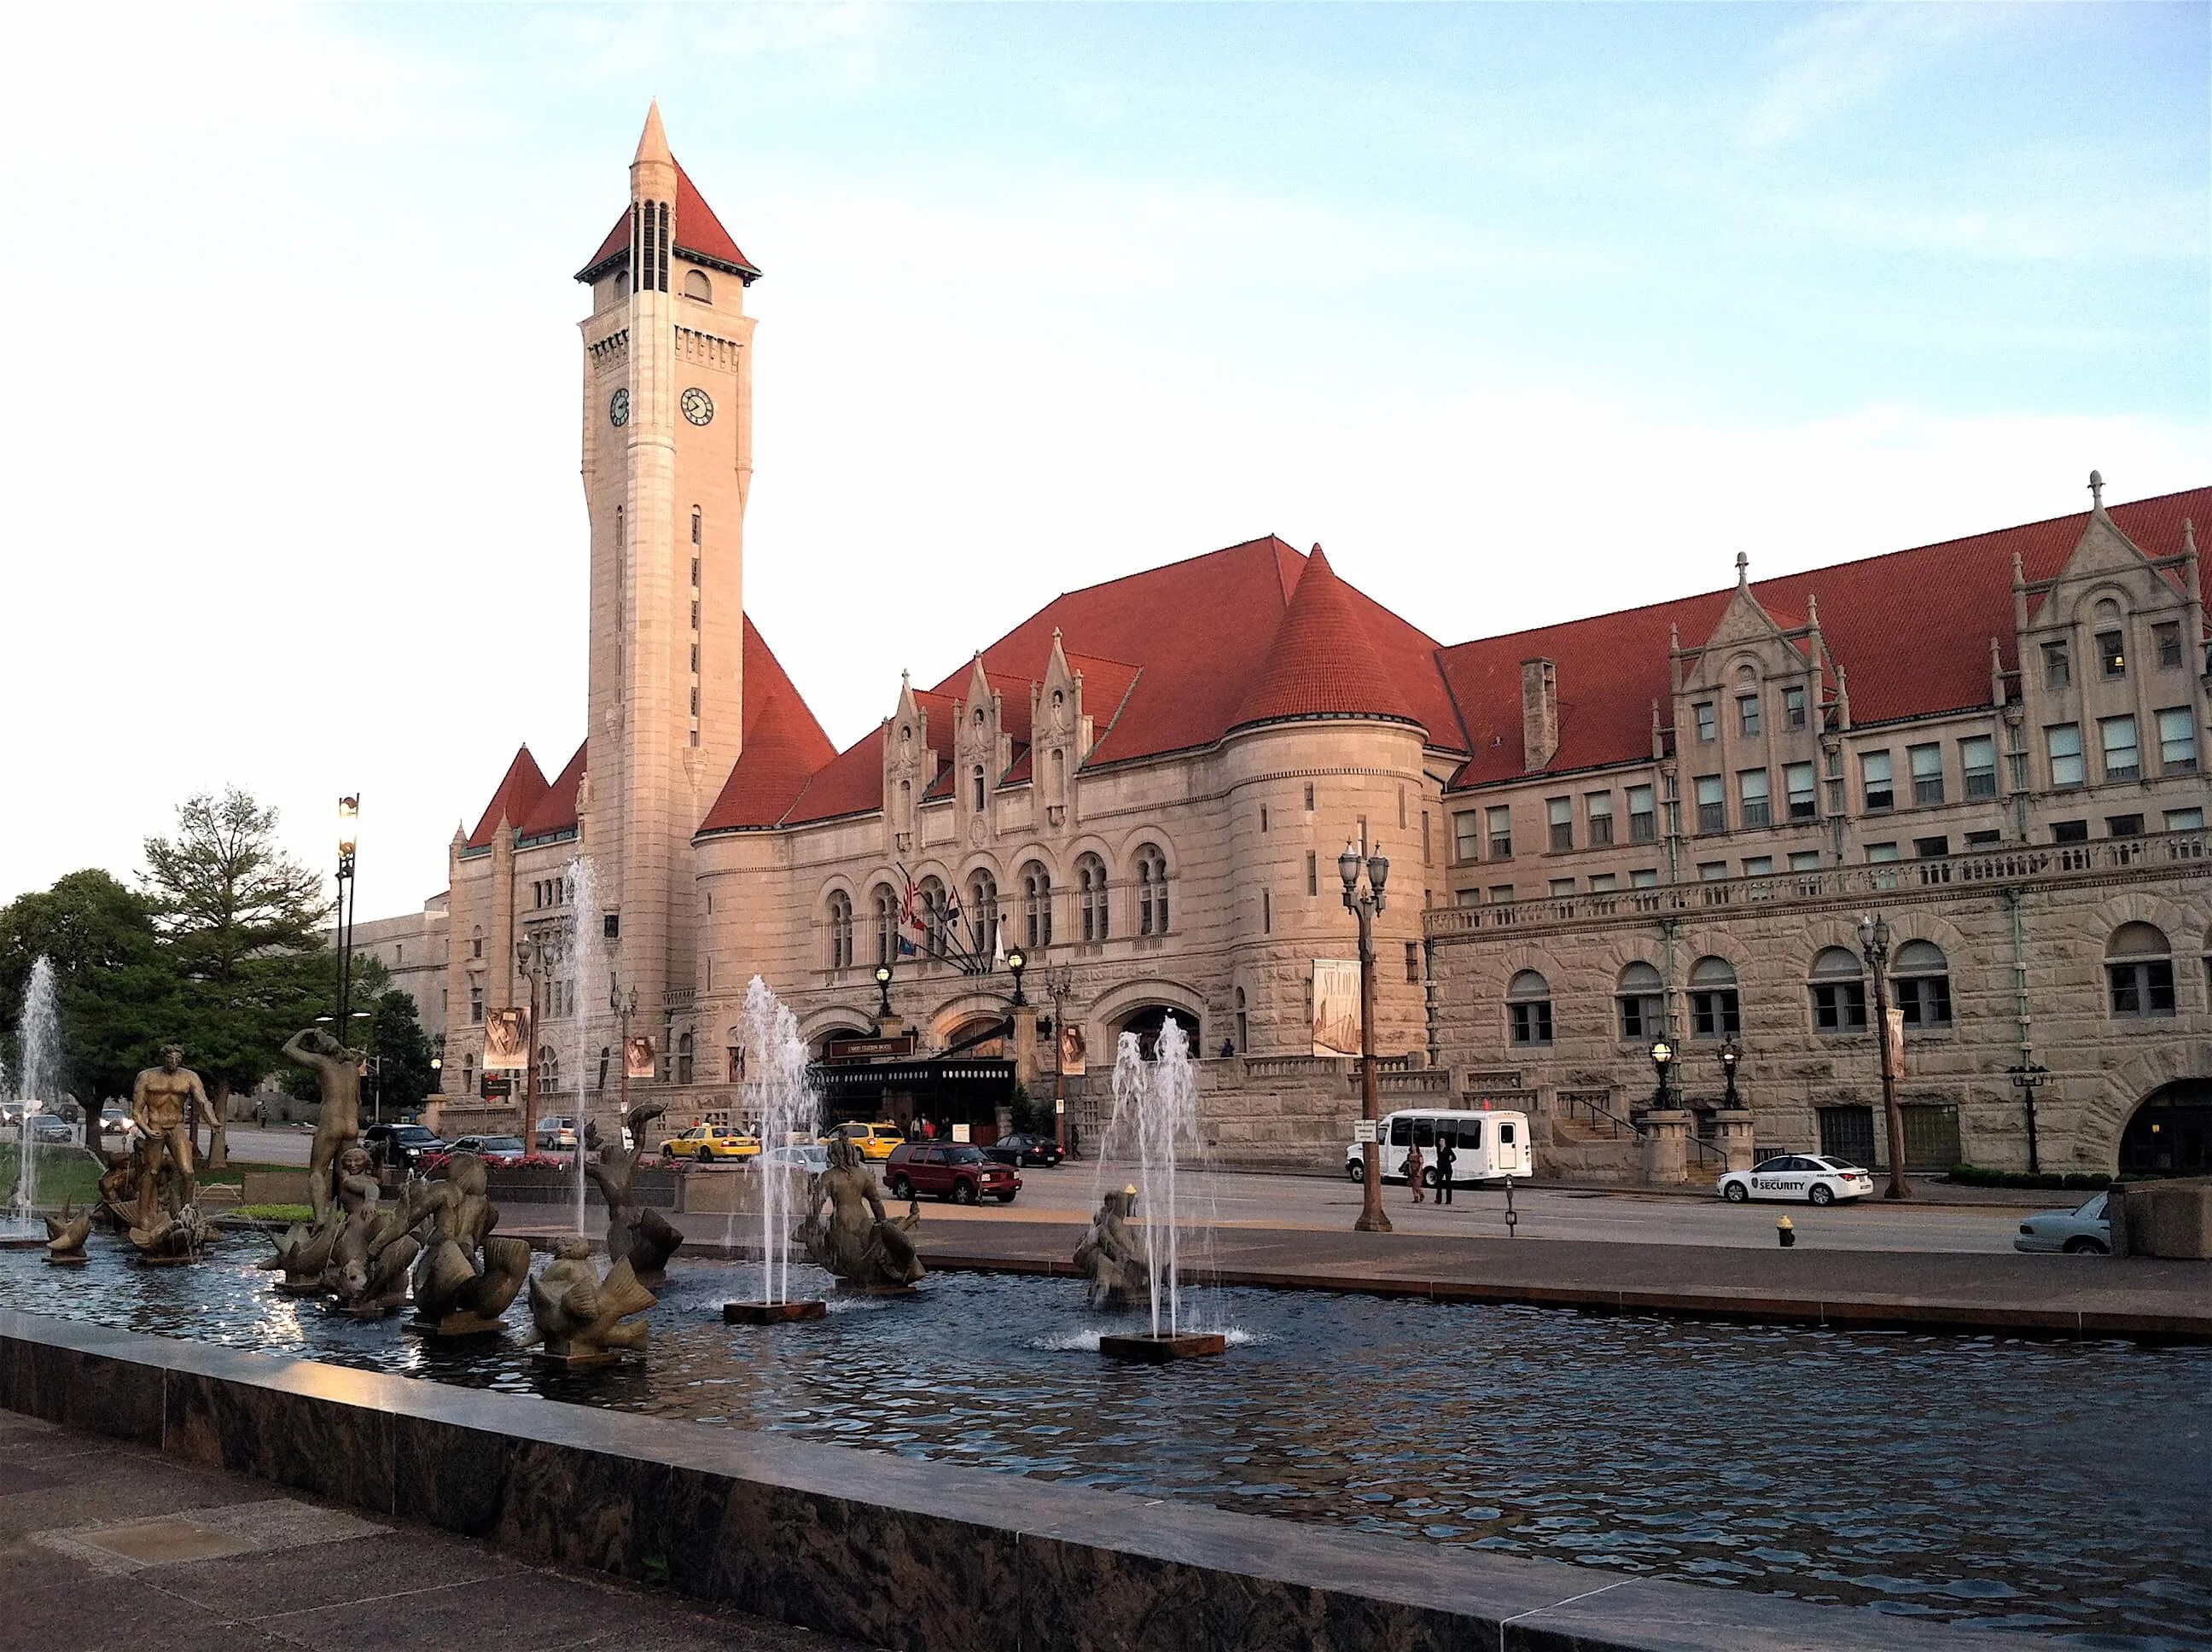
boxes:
[992,923,1006,970]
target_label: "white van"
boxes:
[1345,1108,1532,1187]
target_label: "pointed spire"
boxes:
[634,100,672,166]
[630,99,676,209]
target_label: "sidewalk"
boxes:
[0,1409,871,1652]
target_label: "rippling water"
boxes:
[5,1247,2206,1646]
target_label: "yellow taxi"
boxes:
[820,1120,905,1161]
[662,1124,760,1163]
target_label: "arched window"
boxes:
[826,891,854,970]
[463,1054,476,1094]
[919,876,949,956]
[1616,961,1663,1040]
[684,268,712,301]
[1235,987,1249,1055]
[1136,843,1169,934]
[690,507,702,547]
[1076,853,1109,941]
[1022,863,1053,948]
[971,765,987,812]
[968,871,998,953]
[2106,922,2175,1017]
[1892,939,1952,1029]
[1507,969,1553,1046]
[1052,748,1067,796]
[1809,946,1867,1032]
[872,885,898,965]
[676,1032,695,1085]
[470,925,483,960]
[1689,956,1741,1038]
[538,1045,560,1091]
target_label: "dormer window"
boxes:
[1738,694,1761,737]
[2098,631,2127,678]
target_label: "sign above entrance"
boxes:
[827,1032,917,1062]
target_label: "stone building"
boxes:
[377,108,2209,1178]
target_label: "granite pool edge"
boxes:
[0,1307,2049,1651]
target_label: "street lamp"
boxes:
[1005,945,1028,1006]
[1718,1039,1742,1110]
[1340,839,1392,1234]
[2006,1062,2050,1174]
[1042,962,1078,1155]
[515,932,552,1154]
[610,979,639,1124]
[1857,911,1912,1201]
[873,963,894,1024]
[1649,1038,1676,1108]
[334,794,360,1032]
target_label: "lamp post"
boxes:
[1858,912,1912,1201]
[873,963,894,1026]
[1340,839,1391,1234]
[1006,945,1027,1006]
[335,795,360,1028]
[1043,963,1077,1155]
[610,979,639,1132]
[515,933,551,1153]
[1718,1039,1742,1109]
[1649,1038,1676,1109]
[2006,1062,2050,1174]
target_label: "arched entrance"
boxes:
[2119,1080,2212,1176]
[943,1015,1009,1058]
[1113,1003,1202,1060]
[810,1024,870,1060]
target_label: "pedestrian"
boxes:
[1435,1132,1456,1206]
[1405,1139,1425,1204]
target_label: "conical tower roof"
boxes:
[1231,546,1427,734]
[466,746,550,848]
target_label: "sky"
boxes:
[0,2,2204,918]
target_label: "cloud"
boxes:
[1743,4,2000,149]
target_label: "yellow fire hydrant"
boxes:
[1777,1215,1796,1248]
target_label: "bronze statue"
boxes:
[44,1201,90,1264]
[585,1104,683,1279]
[407,1151,528,1333]
[796,1136,923,1290]
[525,1238,655,1364]
[1074,1185,1150,1310]
[259,1212,341,1293]
[324,1147,416,1315]
[130,1045,207,1217]
[282,1027,364,1222]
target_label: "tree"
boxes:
[142,788,335,1163]
[0,870,184,1108]
[366,987,436,1118]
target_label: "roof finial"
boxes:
[2185,518,2197,557]
[1734,550,1749,589]
[2088,468,2104,511]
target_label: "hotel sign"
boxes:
[826,1032,917,1062]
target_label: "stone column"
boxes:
[1712,1108,1757,1173]
[1640,1108,1690,1185]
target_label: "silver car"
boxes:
[2013,1191,2110,1254]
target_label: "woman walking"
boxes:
[1405,1139,1426,1205]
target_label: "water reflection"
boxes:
[4,1248,2206,1646]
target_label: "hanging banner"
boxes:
[626,1035,657,1079]
[482,1007,530,1072]
[1057,1021,1088,1078]
[1884,1008,1906,1079]
[1312,958,1361,1058]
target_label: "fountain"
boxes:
[527,1236,655,1365]
[564,853,602,1238]
[586,1102,683,1280]
[1095,1017,1224,1361]
[724,976,832,1322]
[3,957,63,1245]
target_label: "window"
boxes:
[1586,793,1614,846]
[968,872,999,952]
[2043,640,2071,689]
[1965,829,2000,849]
[1549,877,1575,897]
[2046,724,2084,788]
[470,928,484,960]
[1075,855,1107,940]
[1914,836,1948,858]
[2106,815,2143,838]
[1784,761,1816,822]
[604,912,620,939]
[1488,884,1516,904]
[1453,811,1480,863]
[1866,841,1900,861]
[1860,750,1894,811]
[1617,962,1663,1039]
[2099,716,2139,782]
[971,765,987,811]
[676,1032,694,1086]
[1307,852,1318,897]
[1262,888,1272,933]
[1694,702,1716,742]
[1697,860,1728,881]
[2098,629,2127,678]
[1610,787,1651,846]
[1454,887,1480,908]
[690,508,702,546]
[690,557,701,588]
[1422,811,1431,864]
[684,268,712,301]
[1810,947,1867,1032]
[1406,943,1421,984]
[1892,940,1951,1029]
[920,877,950,955]
[1507,970,1553,1045]
[1022,864,1053,948]
[1487,806,1513,858]
[1738,695,1761,737]
[2105,923,2174,1018]
[1738,768,1771,828]
[1304,782,1316,811]
[2163,807,2203,832]
[1136,844,1169,934]
[1788,850,1821,870]
[1547,796,1573,852]
[2157,707,2198,773]
[2154,621,2183,671]
[1589,872,1618,892]
[1630,868,1658,887]
[463,1056,475,1094]
[1742,856,1773,875]
[872,886,897,964]
[1908,743,1943,806]
[827,892,853,969]
[2051,820,2087,844]
[1960,736,1996,799]
[469,985,485,1024]
[1689,956,1740,1037]
[538,1047,560,1092]
[1783,684,1807,730]
[1260,806,1268,833]
[1694,774,1725,833]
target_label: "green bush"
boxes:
[1006,1083,1051,1137]
[1947,1163,2113,1191]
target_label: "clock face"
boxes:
[609,388,630,428]
[680,387,714,427]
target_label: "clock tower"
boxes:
[574,103,760,1027]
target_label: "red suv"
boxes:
[884,1143,1021,1205]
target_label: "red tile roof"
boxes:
[465,747,550,850]
[1438,487,2212,788]
[575,161,760,284]
[696,619,839,832]
[1231,545,1429,733]
[517,742,586,840]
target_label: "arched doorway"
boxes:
[1113,1003,1202,1061]
[810,1025,870,1060]
[942,1016,1009,1058]
[2119,1079,2212,1176]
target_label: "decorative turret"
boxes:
[1230,546,1425,735]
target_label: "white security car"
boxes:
[1718,1155,1873,1206]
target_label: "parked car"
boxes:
[758,1143,830,1175]
[1717,1155,1873,1206]
[534,1116,579,1154]
[819,1120,905,1161]
[0,1102,21,1128]
[428,1135,532,1171]
[98,1109,135,1141]
[363,1122,446,1172]
[663,1124,760,1162]
[28,1116,73,1143]
[1346,1108,1534,1185]
[981,1132,1063,1168]
[884,1143,1021,1205]
[2014,1192,2112,1254]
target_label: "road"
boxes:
[221,1126,314,1166]
[909,1161,2032,1253]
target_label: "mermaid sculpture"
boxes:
[1074,1185,1150,1310]
[796,1136,923,1291]
[525,1237,655,1364]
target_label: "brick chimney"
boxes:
[1521,658,1558,770]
